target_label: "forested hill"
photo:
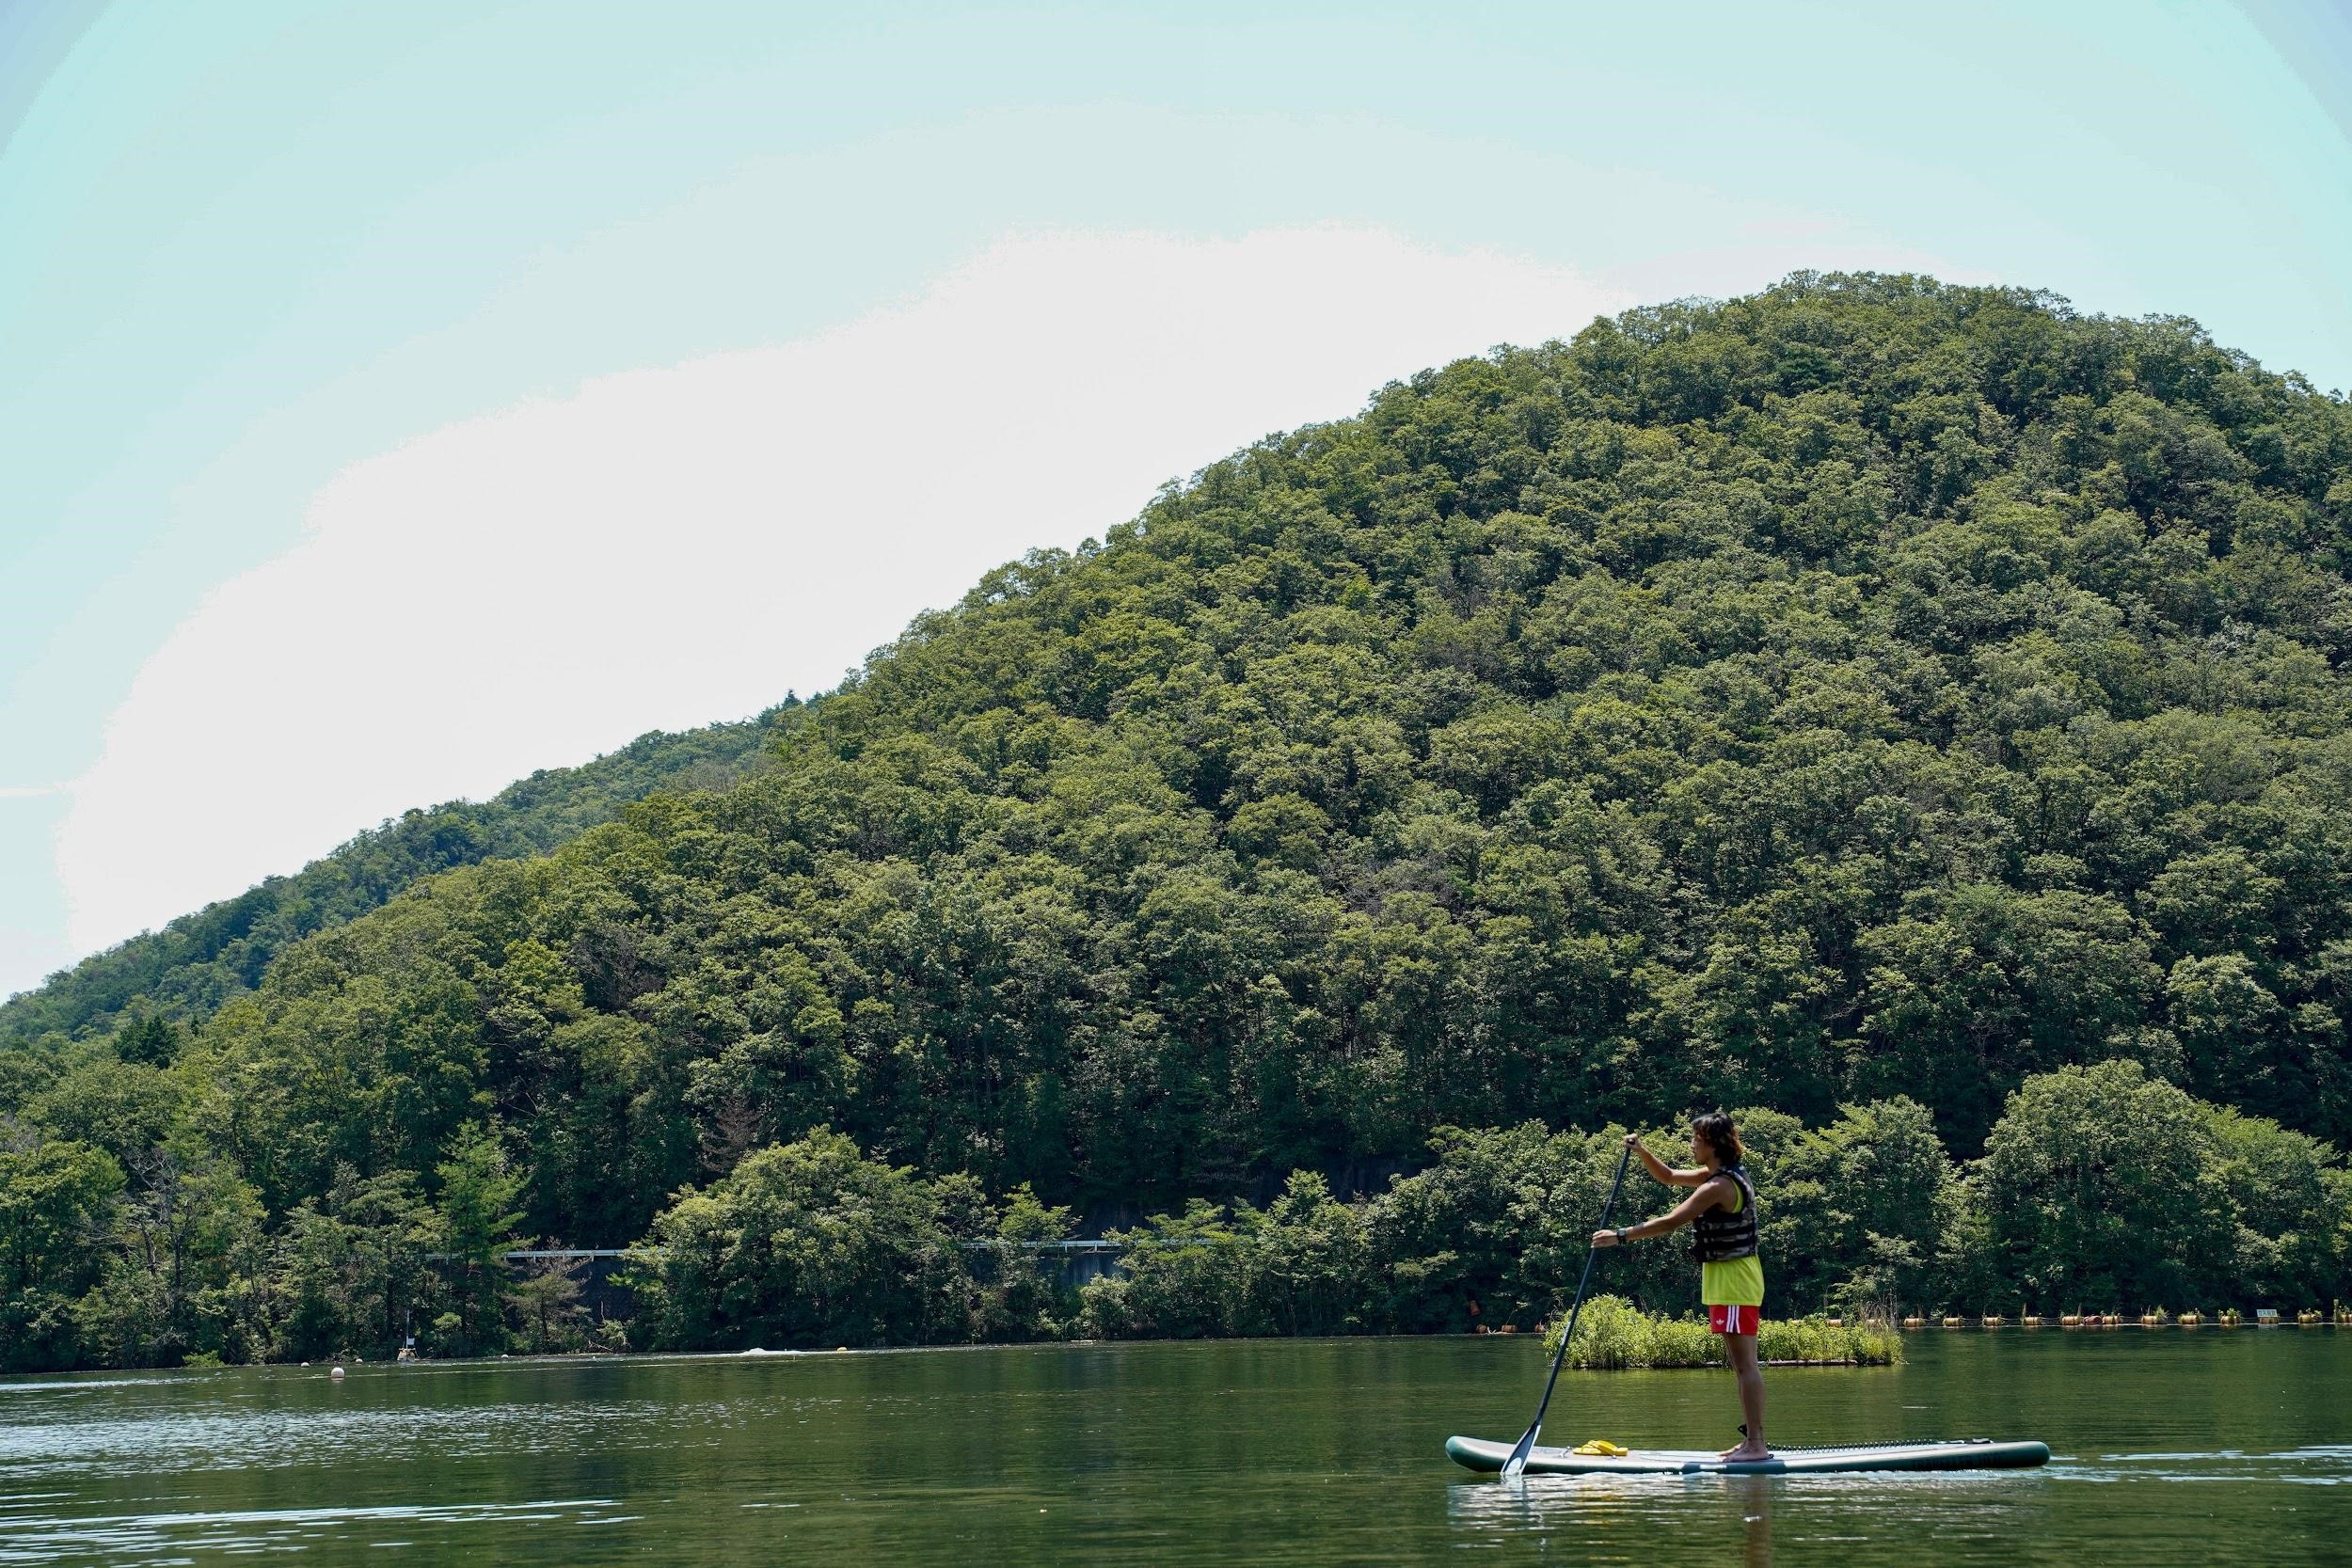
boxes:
[0,707,794,1043]
[12,271,2352,1270]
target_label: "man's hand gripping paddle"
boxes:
[1499,1140,1635,1481]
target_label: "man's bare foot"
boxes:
[1719,1441,1772,1463]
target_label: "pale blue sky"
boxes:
[5,0,2350,1000]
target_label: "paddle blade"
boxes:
[1500,1421,1540,1481]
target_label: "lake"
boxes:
[1,1330,2345,1565]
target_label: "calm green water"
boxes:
[2,1331,2347,1565]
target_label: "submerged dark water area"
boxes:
[1,1331,2346,1565]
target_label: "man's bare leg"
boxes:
[1719,1333,1770,1461]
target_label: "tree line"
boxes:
[6,271,2352,1370]
[637,1061,2352,1347]
[7,1060,2339,1369]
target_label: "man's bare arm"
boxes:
[1595,1173,1732,1246]
[1626,1133,1712,1187]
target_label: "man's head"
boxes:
[1690,1110,1742,1170]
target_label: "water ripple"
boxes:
[0,1497,620,1565]
[2049,1447,2352,1486]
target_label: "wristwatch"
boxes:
[1615,1227,1628,1243]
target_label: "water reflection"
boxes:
[1734,1475,1773,1568]
[1446,1466,2078,1566]
[1446,1472,1775,1564]
[5,1337,2352,1566]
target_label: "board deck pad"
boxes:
[1446,1434,2051,1476]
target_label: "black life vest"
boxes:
[1690,1164,1760,1263]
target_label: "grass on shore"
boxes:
[1543,1294,1903,1369]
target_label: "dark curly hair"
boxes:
[1691,1110,1744,1168]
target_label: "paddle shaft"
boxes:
[1501,1141,1635,1478]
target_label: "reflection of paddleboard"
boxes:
[1446,1434,2051,1475]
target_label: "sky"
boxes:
[4,1,2350,1002]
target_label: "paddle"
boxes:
[1499,1139,1635,1481]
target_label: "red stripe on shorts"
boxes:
[1708,1303,1759,1336]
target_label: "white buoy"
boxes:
[330,1366,346,1379]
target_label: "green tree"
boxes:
[1236,1171,1373,1337]
[1744,1098,1957,1313]
[25,1056,185,1171]
[434,1123,524,1356]
[0,1137,123,1370]
[630,1128,971,1349]
[81,1140,268,1367]
[1080,1198,1245,1339]
[506,1251,590,1353]
[274,1164,436,1361]
[112,1016,181,1068]
[977,1183,1076,1341]
[2203,1106,2347,1308]
[1977,1061,2234,1311]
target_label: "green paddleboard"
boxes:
[1446,1434,2052,1475]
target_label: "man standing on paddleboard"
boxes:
[1592,1112,1769,1462]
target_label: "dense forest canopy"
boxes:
[0,707,790,1042]
[8,272,2352,1368]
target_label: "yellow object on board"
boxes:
[1570,1440,1631,1457]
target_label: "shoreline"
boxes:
[29,1322,2323,1383]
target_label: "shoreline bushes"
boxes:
[615,1078,2352,1354]
[1546,1295,1902,1369]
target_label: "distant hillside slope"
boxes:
[0,705,798,1044]
[12,273,2352,1259]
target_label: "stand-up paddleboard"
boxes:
[1447,1434,2050,1475]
